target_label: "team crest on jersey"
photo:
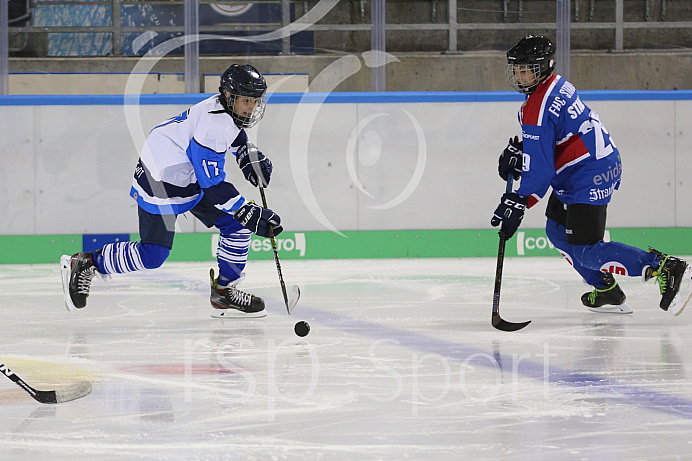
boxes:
[600,262,628,276]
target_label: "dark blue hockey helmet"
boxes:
[219,64,267,128]
[505,35,556,94]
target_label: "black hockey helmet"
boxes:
[505,35,555,94]
[219,64,268,128]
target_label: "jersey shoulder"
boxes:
[521,74,576,127]
[192,96,242,153]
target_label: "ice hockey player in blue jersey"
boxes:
[60,64,281,318]
[491,35,692,315]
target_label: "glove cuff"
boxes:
[231,198,250,215]
[504,192,529,205]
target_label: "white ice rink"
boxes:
[1,256,691,460]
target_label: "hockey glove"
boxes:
[237,143,272,187]
[498,136,523,181]
[234,201,283,238]
[491,192,528,239]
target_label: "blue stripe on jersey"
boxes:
[134,159,202,201]
[187,138,227,189]
[130,185,203,215]
[131,159,203,215]
[202,182,244,213]
[151,109,190,132]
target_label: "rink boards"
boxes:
[1,90,691,264]
[1,227,691,264]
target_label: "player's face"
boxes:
[232,96,260,117]
[513,65,539,88]
[224,90,267,128]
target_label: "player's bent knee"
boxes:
[571,242,605,262]
[139,242,170,269]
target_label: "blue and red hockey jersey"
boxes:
[515,74,622,208]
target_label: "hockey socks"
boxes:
[215,230,252,282]
[94,242,170,274]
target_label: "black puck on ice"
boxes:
[294,321,310,337]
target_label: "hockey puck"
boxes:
[294,321,310,337]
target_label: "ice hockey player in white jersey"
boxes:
[61,64,281,318]
[491,35,692,316]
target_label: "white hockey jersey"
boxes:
[130,95,247,215]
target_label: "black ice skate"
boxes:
[646,248,692,315]
[582,272,633,314]
[209,269,266,318]
[60,252,109,311]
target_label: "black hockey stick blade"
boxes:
[492,312,532,332]
[1,362,92,404]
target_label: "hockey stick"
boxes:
[259,186,301,314]
[492,176,532,332]
[0,362,92,404]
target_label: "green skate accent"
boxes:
[0,227,691,264]
[587,280,620,305]
[647,248,677,300]
[655,256,670,296]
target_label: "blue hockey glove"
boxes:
[491,192,528,239]
[234,201,283,238]
[498,136,523,181]
[236,143,272,187]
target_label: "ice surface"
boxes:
[0,257,691,460]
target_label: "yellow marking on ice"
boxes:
[0,357,96,387]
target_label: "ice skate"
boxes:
[647,248,692,315]
[60,252,109,311]
[582,272,633,314]
[209,269,266,318]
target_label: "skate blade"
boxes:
[588,302,633,314]
[668,266,692,316]
[59,255,77,312]
[210,308,267,319]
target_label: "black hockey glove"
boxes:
[234,201,283,238]
[498,136,523,181]
[236,143,272,187]
[491,192,528,239]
